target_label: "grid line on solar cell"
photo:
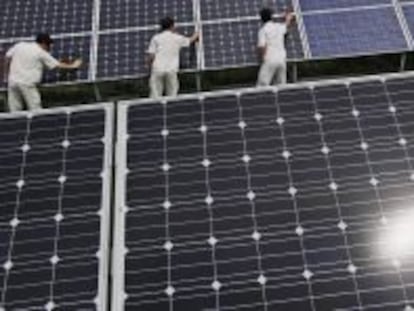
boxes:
[115,73,414,311]
[0,104,112,311]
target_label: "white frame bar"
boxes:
[112,104,129,311]
[393,0,414,50]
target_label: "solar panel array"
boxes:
[114,72,414,311]
[0,104,113,310]
[2,0,414,88]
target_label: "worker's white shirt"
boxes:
[148,30,190,73]
[258,21,287,63]
[6,42,59,86]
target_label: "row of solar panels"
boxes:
[2,71,414,310]
[1,0,414,89]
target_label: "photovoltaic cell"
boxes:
[0,0,93,40]
[0,104,113,310]
[298,0,391,12]
[115,74,414,310]
[202,19,303,69]
[200,0,292,21]
[303,7,408,58]
[99,0,194,30]
[97,27,197,80]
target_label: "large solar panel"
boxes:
[0,104,113,310]
[114,72,414,310]
[303,7,409,58]
[0,0,93,40]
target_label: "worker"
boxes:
[257,8,295,86]
[4,33,82,112]
[147,17,199,98]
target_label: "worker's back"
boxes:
[7,42,48,85]
[259,21,287,63]
[149,30,190,73]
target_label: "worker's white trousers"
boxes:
[257,60,287,86]
[150,71,179,99]
[8,82,42,112]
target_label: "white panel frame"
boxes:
[112,103,128,311]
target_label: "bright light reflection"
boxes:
[381,210,414,260]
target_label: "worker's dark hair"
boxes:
[260,8,274,23]
[35,33,54,45]
[160,17,175,31]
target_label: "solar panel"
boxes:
[202,19,303,70]
[200,0,292,21]
[303,7,409,58]
[99,0,194,30]
[0,104,113,310]
[97,26,197,80]
[0,0,93,40]
[298,0,391,12]
[114,73,414,311]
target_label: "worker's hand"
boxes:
[190,31,200,44]
[71,59,82,69]
[284,10,295,27]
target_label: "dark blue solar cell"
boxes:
[97,27,197,80]
[200,0,292,20]
[304,7,408,58]
[0,0,93,40]
[100,0,194,30]
[298,0,391,12]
